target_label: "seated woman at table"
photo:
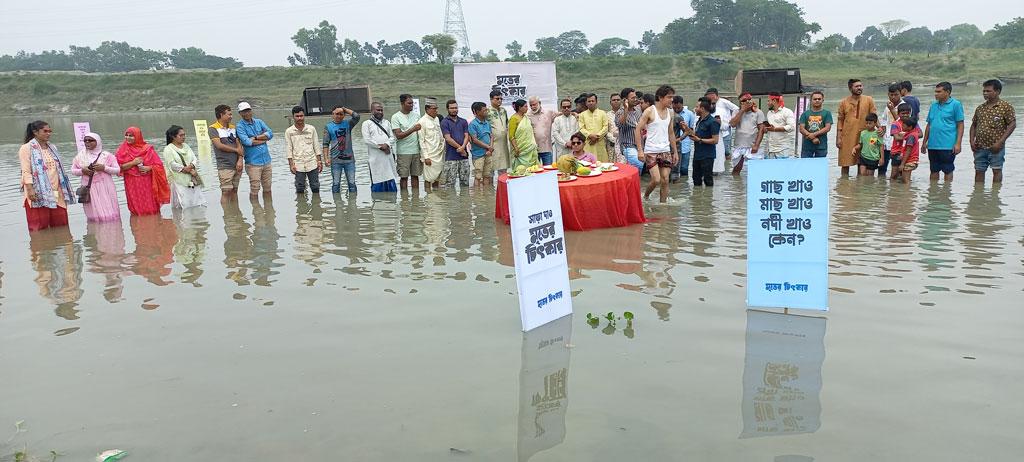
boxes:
[569,132,597,164]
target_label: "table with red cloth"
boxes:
[495,163,646,231]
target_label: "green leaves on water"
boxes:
[584,311,636,338]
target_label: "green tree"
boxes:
[591,37,631,56]
[982,17,1024,48]
[483,49,501,62]
[813,34,852,53]
[168,47,242,69]
[533,31,590,61]
[638,30,661,53]
[879,19,910,40]
[660,17,698,53]
[853,26,886,51]
[505,41,526,61]
[421,33,457,63]
[392,40,427,64]
[891,26,933,53]
[289,20,343,66]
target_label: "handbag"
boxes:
[76,151,103,204]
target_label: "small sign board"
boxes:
[193,120,211,159]
[73,122,91,153]
[508,172,572,331]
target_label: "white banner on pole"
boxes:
[453,62,558,121]
[508,172,572,331]
[740,310,826,438]
[73,122,91,153]
[193,120,212,160]
[517,314,572,461]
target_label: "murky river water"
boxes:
[1,88,1022,461]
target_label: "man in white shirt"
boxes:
[551,98,579,158]
[764,92,797,158]
[362,102,398,192]
[706,88,739,173]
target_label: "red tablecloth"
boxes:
[495,163,646,231]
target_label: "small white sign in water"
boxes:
[507,172,572,331]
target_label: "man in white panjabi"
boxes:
[417,100,445,190]
[362,102,399,192]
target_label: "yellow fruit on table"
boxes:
[577,166,591,176]
[556,155,578,174]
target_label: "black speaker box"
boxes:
[301,86,372,116]
[740,69,803,95]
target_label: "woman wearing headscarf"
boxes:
[116,126,169,216]
[161,125,208,209]
[71,132,121,222]
[508,99,539,172]
[18,120,76,231]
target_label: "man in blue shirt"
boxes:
[922,81,965,181]
[235,102,274,199]
[671,95,697,182]
[322,105,361,193]
[899,81,921,120]
[687,98,721,187]
[467,101,493,187]
[440,99,471,188]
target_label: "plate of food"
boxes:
[577,160,594,168]
[507,165,534,178]
[543,164,559,170]
[599,163,619,172]
[557,174,578,183]
[528,164,544,173]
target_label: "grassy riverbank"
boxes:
[3,48,1022,115]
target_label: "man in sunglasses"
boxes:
[729,93,767,174]
[551,98,579,157]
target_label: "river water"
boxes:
[1,88,1022,461]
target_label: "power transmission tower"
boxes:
[443,0,471,60]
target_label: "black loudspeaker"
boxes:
[301,86,372,116]
[740,69,803,95]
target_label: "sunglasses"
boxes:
[84,139,96,143]
[570,141,582,145]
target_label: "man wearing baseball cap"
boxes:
[235,102,274,199]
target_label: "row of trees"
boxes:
[0,42,242,72]
[814,18,1024,54]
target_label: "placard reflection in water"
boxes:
[517,314,572,462]
[740,310,826,438]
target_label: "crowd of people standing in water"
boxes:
[17,78,1016,232]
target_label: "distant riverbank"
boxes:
[4,49,1022,115]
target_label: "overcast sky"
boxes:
[0,0,1013,66]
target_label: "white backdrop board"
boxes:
[507,172,572,331]
[453,62,558,121]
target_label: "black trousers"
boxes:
[693,158,714,186]
[295,170,320,193]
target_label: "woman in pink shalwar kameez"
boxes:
[71,132,122,222]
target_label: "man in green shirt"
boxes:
[799,91,833,158]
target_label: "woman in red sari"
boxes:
[116,127,170,216]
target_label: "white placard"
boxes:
[740,310,826,438]
[73,122,91,153]
[517,314,572,461]
[508,172,572,331]
[412,98,421,118]
[453,62,558,121]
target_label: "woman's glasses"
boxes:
[570,141,582,145]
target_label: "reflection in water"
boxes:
[29,227,83,320]
[294,196,328,271]
[740,310,826,439]
[222,200,252,286]
[917,183,959,275]
[128,215,178,288]
[83,221,128,302]
[961,184,1008,283]
[172,207,210,286]
[222,199,283,287]
[496,224,644,277]
[517,314,572,462]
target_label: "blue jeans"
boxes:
[538,152,553,166]
[678,150,691,175]
[974,148,1005,171]
[331,161,356,193]
[622,146,644,172]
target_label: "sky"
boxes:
[0,0,1014,67]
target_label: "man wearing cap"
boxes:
[705,88,739,173]
[235,102,274,199]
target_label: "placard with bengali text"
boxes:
[746,158,829,310]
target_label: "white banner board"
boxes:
[740,310,826,438]
[517,314,572,462]
[453,62,558,121]
[508,172,572,331]
[192,119,212,159]
[746,158,830,311]
[73,122,91,153]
